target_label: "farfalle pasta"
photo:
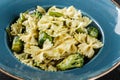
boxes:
[9,6,103,71]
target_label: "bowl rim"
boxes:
[0,61,120,80]
[0,0,120,79]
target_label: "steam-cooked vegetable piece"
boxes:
[12,36,23,53]
[38,31,53,48]
[87,26,98,38]
[35,11,42,18]
[76,27,87,33]
[17,13,26,24]
[32,11,42,19]
[57,53,84,70]
[6,27,12,42]
[49,11,63,17]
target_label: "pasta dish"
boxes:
[8,6,103,71]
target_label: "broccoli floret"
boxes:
[87,26,99,38]
[38,31,53,48]
[12,36,23,53]
[57,53,84,70]
[32,11,42,19]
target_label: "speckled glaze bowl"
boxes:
[0,0,120,80]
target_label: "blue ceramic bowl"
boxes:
[0,0,120,80]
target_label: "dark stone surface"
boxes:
[97,65,120,80]
[114,0,120,4]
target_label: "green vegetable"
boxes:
[87,26,98,38]
[32,11,42,19]
[12,36,23,53]
[76,28,86,33]
[38,31,53,48]
[57,53,84,70]
[6,27,12,42]
[17,13,26,24]
[49,11,63,17]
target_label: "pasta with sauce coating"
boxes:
[9,6,103,71]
